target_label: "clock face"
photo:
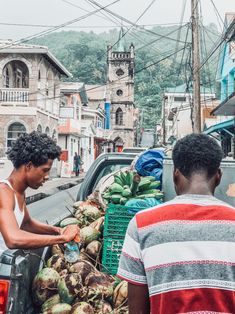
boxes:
[116,68,124,76]
[116,89,123,96]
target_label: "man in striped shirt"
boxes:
[118,133,235,314]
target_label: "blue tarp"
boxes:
[135,149,165,182]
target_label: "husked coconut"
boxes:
[51,244,64,257]
[43,302,71,313]
[89,217,104,232]
[73,201,83,210]
[85,241,101,260]
[113,306,129,314]
[85,271,114,299]
[71,302,94,314]
[113,281,128,308]
[58,273,86,304]
[32,268,60,306]
[94,300,112,314]
[69,260,97,284]
[47,254,67,273]
[41,294,60,312]
[59,269,68,278]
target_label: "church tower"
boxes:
[106,30,135,150]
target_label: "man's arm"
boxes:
[128,283,150,314]
[0,186,78,249]
[21,207,61,235]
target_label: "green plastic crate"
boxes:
[102,204,145,275]
[103,204,134,238]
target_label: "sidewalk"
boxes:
[26,174,85,204]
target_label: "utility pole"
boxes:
[162,94,166,145]
[191,0,201,133]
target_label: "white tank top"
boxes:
[0,179,25,254]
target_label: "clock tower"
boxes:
[106,34,135,150]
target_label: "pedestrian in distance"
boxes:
[118,133,235,314]
[73,152,81,176]
[0,131,79,254]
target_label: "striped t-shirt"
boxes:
[117,194,235,314]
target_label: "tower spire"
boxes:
[116,27,126,52]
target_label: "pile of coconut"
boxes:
[32,200,128,314]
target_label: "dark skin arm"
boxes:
[0,185,78,249]
[128,283,150,314]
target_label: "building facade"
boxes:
[0,40,70,159]
[162,84,217,143]
[106,41,136,150]
[209,13,235,157]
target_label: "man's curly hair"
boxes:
[7,131,61,168]
[172,133,223,179]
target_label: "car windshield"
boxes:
[92,162,131,192]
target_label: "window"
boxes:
[7,122,26,148]
[174,96,186,102]
[37,125,42,133]
[3,61,29,89]
[116,89,123,96]
[115,108,123,125]
[116,68,124,76]
[45,127,50,135]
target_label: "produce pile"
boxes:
[32,200,128,314]
[102,170,163,206]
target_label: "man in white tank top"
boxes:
[0,131,79,252]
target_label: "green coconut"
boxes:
[80,226,100,245]
[70,302,94,314]
[85,271,114,300]
[43,303,72,314]
[47,254,67,273]
[83,206,101,223]
[41,294,60,312]
[32,268,60,306]
[69,260,96,284]
[58,273,86,304]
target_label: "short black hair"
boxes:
[7,131,61,168]
[172,133,223,179]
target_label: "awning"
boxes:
[211,92,235,116]
[204,118,235,136]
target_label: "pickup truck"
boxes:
[1,153,235,313]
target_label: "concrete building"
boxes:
[161,83,217,143]
[106,34,136,150]
[0,39,70,159]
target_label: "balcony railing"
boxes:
[0,88,29,104]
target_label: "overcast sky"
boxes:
[0,0,234,41]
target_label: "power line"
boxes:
[0,0,120,51]
[86,0,190,44]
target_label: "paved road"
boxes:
[28,183,81,226]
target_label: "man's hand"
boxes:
[61,225,80,242]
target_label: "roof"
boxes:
[60,82,88,104]
[0,40,71,77]
[85,84,106,101]
[165,83,215,94]
[211,91,235,116]
[204,118,234,135]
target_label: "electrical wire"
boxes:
[0,0,120,51]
